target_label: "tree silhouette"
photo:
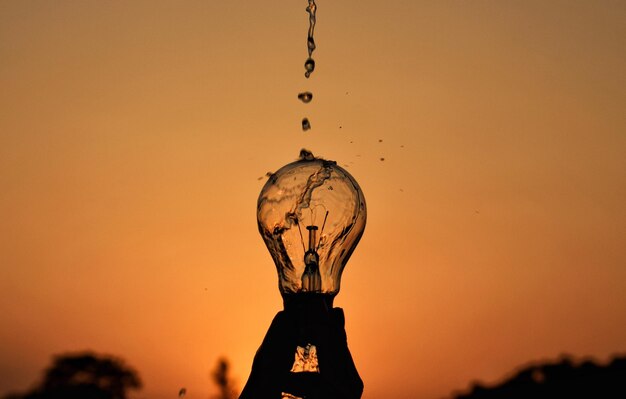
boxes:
[3,352,142,399]
[451,354,626,399]
[211,357,237,399]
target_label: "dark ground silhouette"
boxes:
[3,351,239,399]
[5,351,625,399]
[3,352,141,399]
[451,354,626,399]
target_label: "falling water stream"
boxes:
[300,0,317,131]
[304,0,317,78]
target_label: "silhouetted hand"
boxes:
[239,295,363,399]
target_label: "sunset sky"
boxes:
[1,1,625,398]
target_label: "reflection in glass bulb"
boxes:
[257,151,366,297]
[290,343,319,373]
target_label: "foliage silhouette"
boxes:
[211,357,237,399]
[451,354,626,399]
[3,352,141,399]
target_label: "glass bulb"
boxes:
[257,151,366,297]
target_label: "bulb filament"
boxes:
[302,225,321,292]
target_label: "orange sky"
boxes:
[1,1,625,398]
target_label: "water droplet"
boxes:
[178,388,186,398]
[302,118,311,131]
[307,37,316,52]
[378,139,383,143]
[339,125,342,129]
[380,157,385,161]
[299,148,315,160]
[265,171,273,177]
[298,92,313,103]
[328,185,333,190]
[304,58,315,78]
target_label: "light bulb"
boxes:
[257,151,366,298]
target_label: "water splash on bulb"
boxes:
[178,388,186,398]
[257,151,366,295]
[267,152,335,234]
[297,92,313,103]
[299,148,315,160]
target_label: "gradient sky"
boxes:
[1,1,625,399]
